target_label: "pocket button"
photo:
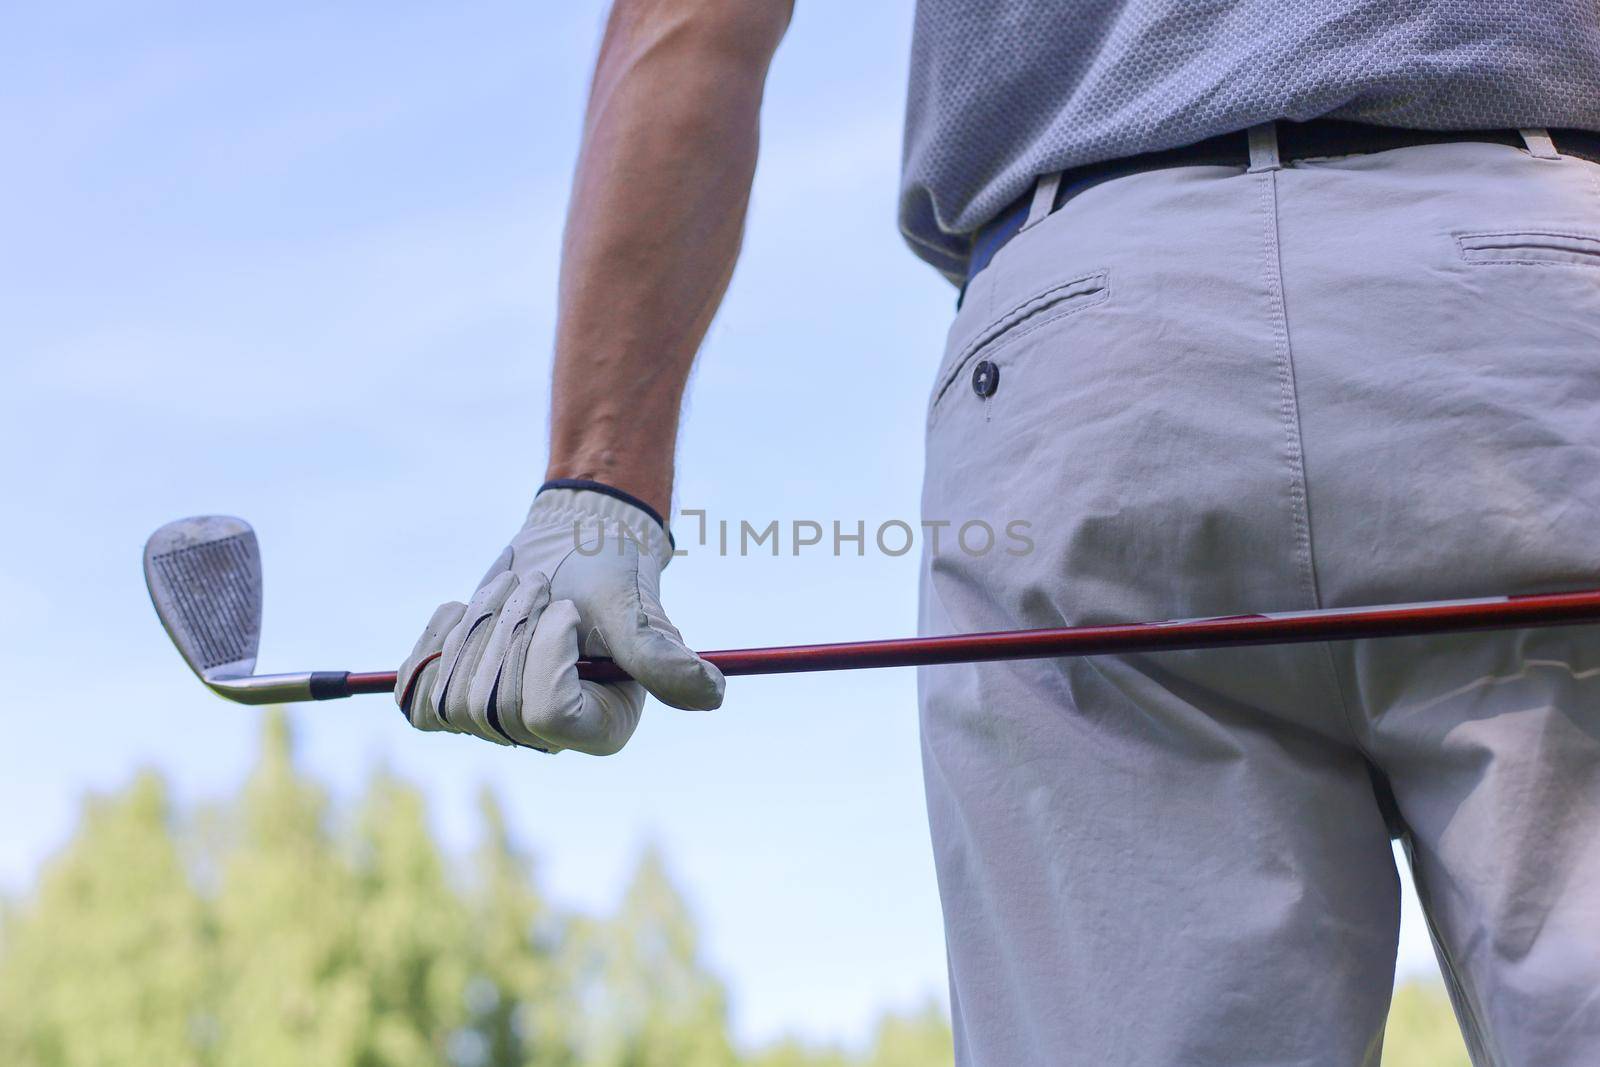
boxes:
[972,360,999,398]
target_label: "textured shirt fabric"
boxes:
[900,1,1600,282]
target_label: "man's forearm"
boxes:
[546,0,791,519]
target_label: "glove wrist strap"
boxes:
[536,478,674,550]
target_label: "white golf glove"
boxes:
[396,484,724,754]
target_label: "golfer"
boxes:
[396,2,1600,1062]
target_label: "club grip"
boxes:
[575,658,631,683]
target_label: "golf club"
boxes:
[145,514,1600,705]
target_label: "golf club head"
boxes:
[145,515,262,682]
[144,515,323,704]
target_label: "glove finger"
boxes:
[432,569,519,738]
[464,571,552,747]
[519,598,645,755]
[491,614,560,752]
[585,554,724,711]
[397,601,467,731]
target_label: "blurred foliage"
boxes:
[1383,982,1472,1067]
[0,771,208,1067]
[0,713,946,1067]
[0,711,1467,1066]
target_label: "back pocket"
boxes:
[1457,231,1600,267]
[930,269,1109,413]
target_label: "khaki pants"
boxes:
[918,126,1600,1066]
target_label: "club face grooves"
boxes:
[150,532,260,669]
[144,516,263,684]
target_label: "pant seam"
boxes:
[1255,169,1321,610]
[1256,169,1373,753]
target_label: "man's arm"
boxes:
[395,0,791,752]
[546,0,793,519]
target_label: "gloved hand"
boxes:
[396,484,724,754]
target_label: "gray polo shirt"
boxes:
[900,1,1600,282]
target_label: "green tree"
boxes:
[466,788,575,1067]
[1383,980,1470,1067]
[352,771,471,1066]
[0,771,211,1067]
[739,1000,953,1067]
[743,1037,852,1067]
[574,846,736,1067]
[862,1001,953,1067]
[210,711,369,1064]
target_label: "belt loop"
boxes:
[1247,122,1281,173]
[1520,128,1560,160]
[1020,171,1063,231]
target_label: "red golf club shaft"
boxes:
[342,585,1600,694]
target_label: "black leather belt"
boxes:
[965,120,1600,289]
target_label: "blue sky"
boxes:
[2,0,1443,1048]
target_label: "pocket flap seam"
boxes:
[1457,230,1600,266]
[932,270,1110,410]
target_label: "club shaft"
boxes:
[337,586,1600,695]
